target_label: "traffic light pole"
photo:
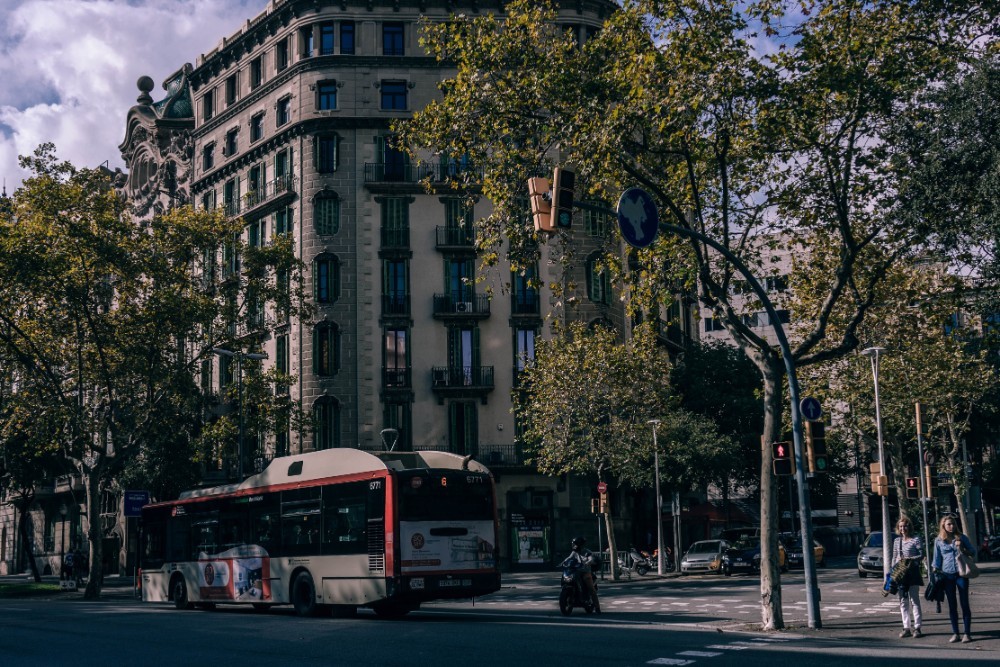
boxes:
[576,200,822,629]
[915,403,932,573]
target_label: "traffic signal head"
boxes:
[527,177,553,233]
[924,465,937,496]
[551,167,575,229]
[905,477,919,499]
[772,441,792,476]
[804,420,828,473]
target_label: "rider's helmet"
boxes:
[571,536,586,551]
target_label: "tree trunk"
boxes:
[82,467,104,600]
[758,362,784,631]
[16,498,41,582]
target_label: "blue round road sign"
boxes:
[800,397,822,421]
[617,188,659,249]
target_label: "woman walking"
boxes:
[932,515,976,643]
[892,516,924,638]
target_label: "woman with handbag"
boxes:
[891,516,924,638]
[932,515,977,643]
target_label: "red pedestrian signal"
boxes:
[905,477,919,499]
[772,441,792,476]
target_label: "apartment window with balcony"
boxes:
[202,90,215,121]
[224,128,238,157]
[202,143,215,171]
[586,252,611,305]
[315,135,338,173]
[314,192,340,236]
[248,162,265,198]
[274,206,293,236]
[313,396,340,450]
[446,258,475,303]
[314,322,341,376]
[314,254,340,304]
[225,73,238,106]
[317,81,337,110]
[448,401,478,456]
[275,147,292,181]
[383,22,404,56]
[444,199,474,244]
[380,80,407,110]
[275,37,289,72]
[340,21,355,54]
[381,197,409,238]
[276,96,291,127]
[250,112,265,143]
[201,244,216,283]
[319,22,335,55]
[384,328,409,388]
[250,56,263,90]
[383,401,412,450]
[512,264,539,313]
[223,178,238,214]
[375,135,408,180]
[382,258,408,315]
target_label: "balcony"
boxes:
[477,443,531,469]
[223,175,296,218]
[430,365,495,403]
[435,225,475,251]
[432,293,490,319]
[364,162,484,193]
[511,295,540,317]
[381,294,410,318]
[382,367,412,390]
[380,226,410,250]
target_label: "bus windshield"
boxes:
[397,472,494,522]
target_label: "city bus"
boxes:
[139,448,500,617]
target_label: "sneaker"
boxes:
[949,634,961,643]
[962,634,972,644]
[899,629,912,638]
[912,629,923,638]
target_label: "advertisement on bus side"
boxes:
[399,520,495,572]
[198,544,272,601]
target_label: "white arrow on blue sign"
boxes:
[616,188,659,249]
[800,397,822,421]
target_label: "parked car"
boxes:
[722,537,787,575]
[681,540,730,574]
[857,531,897,578]
[785,537,826,568]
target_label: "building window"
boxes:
[202,143,215,171]
[314,192,340,236]
[315,135,338,173]
[248,218,266,248]
[512,264,539,313]
[383,401,411,450]
[381,197,409,247]
[250,56,263,90]
[248,163,265,200]
[704,316,725,332]
[320,22,335,55]
[317,81,337,110]
[225,73,238,106]
[314,323,341,376]
[448,401,478,455]
[765,275,789,292]
[275,147,292,181]
[380,80,407,110]
[375,135,408,180]
[444,199,474,242]
[224,128,238,157]
[340,21,355,54]
[383,22,404,56]
[384,328,409,388]
[446,258,475,303]
[274,206,293,236]
[583,208,610,237]
[313,397,340,450]
[202,90,214,121]
[586,252,611,305]
[250,112,264,143]
[223,178,238,215]
[277,96,291,126]
[382,258,408,315]
[201,190,215,212]
[276,37,289,72]
[300,26,314,58]
[314,254,340,304]
[514,327,536,371]
[276,333,289,394]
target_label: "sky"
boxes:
[0,0,271,194]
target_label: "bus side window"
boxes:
[167,517,190,562]
[142,521,166,569]
[322,482,367,555]
[191,517,219,557]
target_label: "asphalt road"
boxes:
[1,559,997,667]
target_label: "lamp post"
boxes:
[213,347,268,480]
[59,503,68,580]
[648,419,665,575]
[862,346,891,577]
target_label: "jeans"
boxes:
[942,572,971,634]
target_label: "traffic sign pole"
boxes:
[915,403,932,574]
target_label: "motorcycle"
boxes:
[618,546,653,578]
[559,566,597,615]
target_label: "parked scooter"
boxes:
[558,565,597,615]
[618,546,653,579]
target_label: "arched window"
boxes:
[313,254,340,304]
[313,396,341,450]
[314,191,340,236]
[586,252,611,305]
[314,322,341,376]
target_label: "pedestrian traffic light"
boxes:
[804,420,828,473]
[772,441,792,476]
[551,167,575,229]
[905,477,919,499]
[527,176,553,233]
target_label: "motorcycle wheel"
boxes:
[559,588,573,616]
[637,564,649,576]
[583,599,595,614]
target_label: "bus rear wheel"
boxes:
[292,572,321,617]
[172,576,192,611]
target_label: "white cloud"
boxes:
[0,0,269,193]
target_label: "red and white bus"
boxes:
[139,448,500,617]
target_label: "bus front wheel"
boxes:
[172,576,193,611]
[292,572,321,617]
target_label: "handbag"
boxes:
[956,551,980,579]
[924,574,945,602]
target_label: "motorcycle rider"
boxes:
[561,536,601,613]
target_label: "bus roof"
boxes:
[176,448,491,500]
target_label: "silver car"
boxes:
[681,540,730,575]
[857,531,896,578]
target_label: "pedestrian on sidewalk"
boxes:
[932,515,976,644]
[891,516,923,638]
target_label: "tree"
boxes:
[0,145,305,598]
[399,0,996,628]
[514,321,732,578]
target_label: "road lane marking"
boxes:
[647,659,694,666]
[678,650,723,657]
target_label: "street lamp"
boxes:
[648,419,665,575]
[862,346,891,577]
[59,503,68,581]
[213,347,268,480]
